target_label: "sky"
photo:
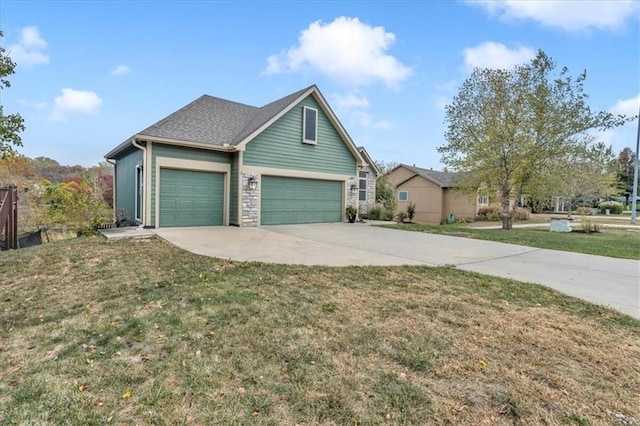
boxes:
[1,0,639,169]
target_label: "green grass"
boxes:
[1,237,638,425]
[382,223,640,259]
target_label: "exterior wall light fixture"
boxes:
[248,176,258,190]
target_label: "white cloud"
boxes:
[7,26,50,67]
[462,41,535,72]
[50,88,102,121]
[264,16,412,87]
[611,93,640,117]
[111,64,131,75]
[331,91,392,129]
[470,0,638,32]
[331,92,370,109]
[352,111,392,129]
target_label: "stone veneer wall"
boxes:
[358,165,377,213]
[241,174,259,227]
[347,179,359,219]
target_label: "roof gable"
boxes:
[107,85,364,166]
[232,86,311,145]
[357,147,380,175]
[392,164,459,188]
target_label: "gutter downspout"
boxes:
[105,158,117,223]
[131,138,147,227]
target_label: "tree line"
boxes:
[0,155,113,234]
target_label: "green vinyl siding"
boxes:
[261,176,342,225]
[159,169,224,227]
[229,154,239,225]
[150,143,232,227]
[243,96,356,175]
[114,147,143,222]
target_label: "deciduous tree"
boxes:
[439,50,630,229]
[375,174,396,212]
[0,31,25,157]
[616,147,637,205]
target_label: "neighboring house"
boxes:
[386,164,479,224]
[356,147,380,213]
[105,85,369,228]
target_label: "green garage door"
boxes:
[159,168,224,227]
[261,176,342,225]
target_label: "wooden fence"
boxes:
[0,185,18,250]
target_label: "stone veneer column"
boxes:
[241,174,259,227]
[346,179,359,220]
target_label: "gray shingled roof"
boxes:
[137,86,314,147]
[401,164,458,187]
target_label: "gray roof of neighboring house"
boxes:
[400,164,458,187]
[137,86,314,147]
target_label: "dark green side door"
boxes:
[261,176,342,225]
[159,168,224,227]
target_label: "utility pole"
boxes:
[631,104,639,224]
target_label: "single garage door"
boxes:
[261,176,342,225]
[159,168,224,227]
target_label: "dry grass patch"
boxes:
[1,237,638,425]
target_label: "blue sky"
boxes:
[1,0,639,168]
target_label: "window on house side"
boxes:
[303,106,318,144]
[478,194,488,205]
[398,191,408,201]
[359,171,367,201]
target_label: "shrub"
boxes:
[513,207,530,221]
[575,206,592,215]
[361,205,394,221]
[406,202,416,222]
[446,216,472,225]
[476,204,502,221]
[598,201,623,215]
[396,211,407,223]
[381,208,394,221]
[581,218,602,234]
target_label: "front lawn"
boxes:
[1,237,638,425]
[382,223,640,260]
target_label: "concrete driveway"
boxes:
[153,222,640,319]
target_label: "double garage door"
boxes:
[158,171,342,227]
[261,176,342,225]
[159,168,224,227]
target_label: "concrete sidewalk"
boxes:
[153,223,640,319]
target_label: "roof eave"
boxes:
[136,134,237,152]
[358,147,381,175]
[104,139,134,159]
[105,134,237,159]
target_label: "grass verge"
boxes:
[1,237,638,424]
[382,223,640,260]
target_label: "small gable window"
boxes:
[303,106,318,144]
[398,191,408,201]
